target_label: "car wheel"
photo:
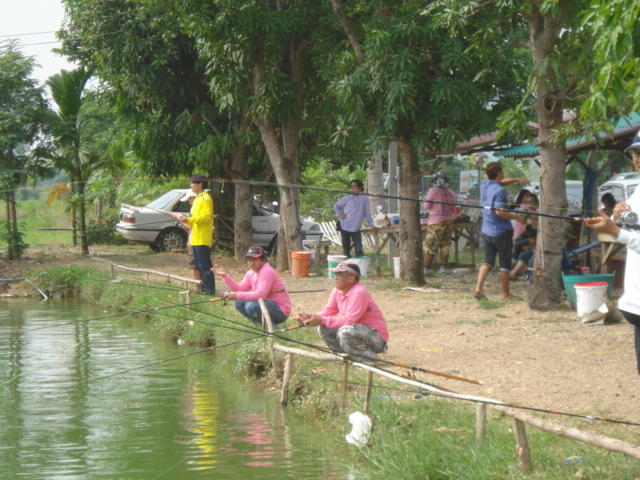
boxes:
[267,234,278,256]
[155,228,187,251]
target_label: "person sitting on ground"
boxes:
[510,227,537,281]
[512,193,539,241]
[511,224,536,269]
[212,246,291,327]
[422,172,457,275]
[294,261,388,360]
[601,193,616,217]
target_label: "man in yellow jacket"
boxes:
[172,174,215,294]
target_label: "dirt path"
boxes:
[2,245,638,426]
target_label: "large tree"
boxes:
[328,1,525,284]
[0,43,52,259]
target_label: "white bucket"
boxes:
[575,282,608,317]
[351,256,370,278]
[327,254,347,278]
[393,256,400,279]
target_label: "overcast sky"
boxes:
[0,0,74,85]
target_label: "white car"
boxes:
[598,174,640,204]
[116,189,323,252]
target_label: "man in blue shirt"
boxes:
[334,179,376,258]
[475,162,527,300]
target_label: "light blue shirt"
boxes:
[334,194,374,232]
[480,180,513,237]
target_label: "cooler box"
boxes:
[562,272,615,309]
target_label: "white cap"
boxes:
[180,190,196,202]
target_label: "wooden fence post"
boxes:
[476,403,486,443]
[363,370,374,414]
[512,418,532,472]
[259,299,279,377]
[280,354,293,407]
[342,361,350,409]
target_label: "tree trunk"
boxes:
[77,182,90,256]
[229,115,253,262]
[251,33,305,271]
[526,4,566,310]
[397,137,425,286]
[71,204,77,246]
[367,151,385,216]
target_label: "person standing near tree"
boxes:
[172,174,215,295]
[176,190,201,292]
[585,131,640,374]
[474,162,528,300]
[334,179,376,258]
[422,172,457,275]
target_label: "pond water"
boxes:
[0,298,349,479]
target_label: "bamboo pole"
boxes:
[493,405,640,461]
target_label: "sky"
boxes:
[0,0,74,86]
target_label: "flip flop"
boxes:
[474,292,487,301]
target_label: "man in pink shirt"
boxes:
[212,246,291,326]
[295,261,388,360]
[423,172,457,275]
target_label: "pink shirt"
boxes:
[222,262,291,316]
[317,282,388,342]
[423,187,456,225]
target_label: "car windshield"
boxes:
[146,190,182,210]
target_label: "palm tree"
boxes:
[47,68,122,255]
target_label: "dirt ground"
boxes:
[2,244,638,428]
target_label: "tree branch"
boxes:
[330,0,364,64]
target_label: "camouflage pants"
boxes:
[319,324,387,360]
[424,220,453,255]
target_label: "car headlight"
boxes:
[307,224,320,231]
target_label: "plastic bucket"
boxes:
[574,281,608,317]
[291,250,311,278]
[562,272,615,309]
[393,256,400,279]
[327,254,347,278]
[351,256,370,278]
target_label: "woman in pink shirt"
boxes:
[295,261,388,360]
[212,246,291,326]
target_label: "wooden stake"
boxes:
[363,370,374,414]
[342,362,350,409]
[512,418,532,472]
[280,354,292,407]
[476,403,486,443]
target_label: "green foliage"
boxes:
[231,339,271,379]
[85,216,124,245]
[44,265,94,297]
[0,221,29,257]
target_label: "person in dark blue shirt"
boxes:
[474,162,528,300]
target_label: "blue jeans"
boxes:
[341,230,364,258]
[192,245,215,294]
[234,299,288,326]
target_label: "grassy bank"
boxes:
[31,264,640,479]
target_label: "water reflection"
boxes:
[0,298,347,479]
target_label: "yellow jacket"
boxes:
[186,192,213,246]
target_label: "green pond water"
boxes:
[0,298,350,479]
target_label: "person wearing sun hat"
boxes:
[294,260,388,360]
[585,130,640,373]
[212,245,291,326]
